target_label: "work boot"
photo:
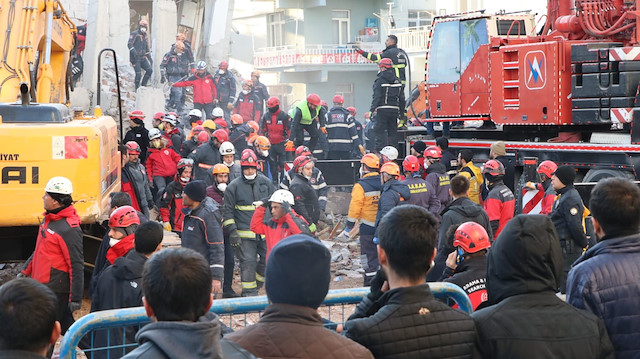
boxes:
[222,289,239,299]
[241,289,259,297]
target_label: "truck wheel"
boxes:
[583,169,632,183]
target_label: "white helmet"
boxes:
[149,128,162,140]
[219,141,236,155]
[269,189,295,205]
[196,60,207,70]
[45,176,73,195]
[380,146,398,161]
[188,109,202,119]
[212,107,224,118]
[163,114,177,126]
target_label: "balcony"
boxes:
[254,43,380,70]
[390,26,430,53]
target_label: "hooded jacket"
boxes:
[375,179,411,229]
[472,215,614,359]
[567,233,640,358]
[146,146,181,181]
[182,197,225,280]
[173,72,217,105]
[425,162,452,207]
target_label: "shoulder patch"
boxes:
[570,207,578,215]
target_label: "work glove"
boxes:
[353,46,364,55]
[524,181,536,190]
[227,103,234,110]
[284,140,295,151]
[229,230,242,247]
[252,200,264,208]
[68,301,82,313]
[163,222,172,232]
[320,127,328,135]
[358,144,365,155]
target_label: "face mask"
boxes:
[242,90,250,95]
[109,237,121,247]
[358,167,364,177]
[223,160,233,167]
[268,106,279,113]
[158,123,164,131]
[180,176,191,184]
[219,70,225,74]
[140,27,147,33]
[244,173,256,180]
[261,150,269,157]
[151,141,161,149]
[177,52,183,56]
[217,183,227,192]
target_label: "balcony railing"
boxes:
[390,26,431,53]
[254,43,379,69]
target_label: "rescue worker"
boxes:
[363,111,376,152]
[379,145,398,164]
[289,156,320,232]
[370,58,402,151]
[250,190,310,260]
[189,128,227,185]
[458,149,484,205]
[159,158,193,236]
[152,112,165,129]
[196,131,210,147]
[122,141,154,218]
[285,93,327,153]
[550,165,589,293]
[229,115,256,155]
[146,129,180,204]
[483,159,516,238]
[128,19,152,89]
[260,96,289,184]
[173,61,217,118]
[160,41,190,114]
[213,61,237,121]
[181,125,205,157]
[21,176,83,333]
[525,160,558,215]
[219,141,242,181]
[401,155,440,218]
[186,109,204,138]
[440,222,490,310]
[339,154,381,285]
[223,149,276,296]
[202,118,217,136]
[410,140,427,176]
[181,180,225,295]
[123,110,150,164]
[437,137,458,174]
[212,107,228,130]
[103,206,140,267]
[348,106,365,152]
[175,32,194,67]
[161,114,183,154]
[424,145,452,208]
[233,80,261,123]
[253,136,276,182]
[251,70,270,117]
[490,141,515,192]
[281,146,329,213]
[326,94,364,159]
[375,162,411,234]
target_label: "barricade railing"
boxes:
[59,283,472,359]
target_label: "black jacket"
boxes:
[213,71,237,105]
[128,30,150,63]
[289,173,320,225]
[182,197,225,280]
[188,141,221,186]
[359,44,407,83]
[370,70,401,112]
[472,215,614,359]
[550,185,588,248]
[124,126,150,163]
[223,173,276,239]
[375,179,411,229]
[326,106,360,152]
[281,167,328,211]
[440,255,488,310]
[344,284,477,359]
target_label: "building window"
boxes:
[332,10,350,45]
[268,12,285,47]
[336,83,354,106]
[408,10,432,29]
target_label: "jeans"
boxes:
[167,75,186,113]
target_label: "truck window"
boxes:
[460,18,489,74]
[428,20,460,84]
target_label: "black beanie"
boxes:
[412,141,426,154]
[554,165,575,186]
[184,180,207,202]
[265,234,330,308]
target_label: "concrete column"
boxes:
[151,0,178,85]
[202,0,235,66]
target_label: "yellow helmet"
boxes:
[202,119,216,131]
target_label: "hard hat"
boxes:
[174,41,185,51]
[148,128,162,140]
[231,114,244,125]
[109,205,140,228]
[176,33,186,41]
[425,145,442,159]
[269,189,295,206]
[379,58,393,69]
[125,141,141,155]
[129,110,145,120]
[139,19,148,27]
[240,149,258,167]
[364,112,371,119]
[254,136,271,151]
[153,112,165,120]
[168,112,178,117]
[295,146,311,157]
[243,80,253,87]
[267,96,280,108]
[247,121,259,133]
[197,131,210,144]
[214,118,228,129]
[247,133,258,147]
[189,109,203,119]
[192,125,205,136]
[402,155,421,173]
[212,163,230,175]
[45,176,73,195]
[163,114,177,126]
[293,155,314,172]
[306,93,321,106]
[361,153,380,169]
[483,159,505,176]
[177,158,194,170]
[380,146,399,161]
[537,160,558,178]
[347,107,357,116]
[212,107,224,118]
[219,61,229,69]
[453,222,491,253]
[202,119,216,131]
[212,129,229,143]
[332,94,344,104]
[219,141,236,155]
[380,162,400,177]
[251,70,261,78]
[320,100,328,107]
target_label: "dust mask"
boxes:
[242,90,250,95]
[217,183,227,192]
[109,237,121,247]
[219,70,225,74]
[261,150,269,157]
[180,176,191,183]
[244,173,256,180]
[140,27,147,33]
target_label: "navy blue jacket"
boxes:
[182,197,224,280]
[567,233,640,359]
[375,179,411,231]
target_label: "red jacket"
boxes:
[250,205,307,259]
[23,205,84,302]
[483,181,515,238]
[233,92,261,122]
[173,72,217,104]
[159,179,187,232]
[146,147,181,181]
[106,233,135,264]
[259,109,290,144]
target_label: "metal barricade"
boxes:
[60,283,472,359]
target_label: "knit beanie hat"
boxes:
[490,141,506,156]
[265,234,330,308]
[183,180,207,202]
[554,165,575,186]
[412,141,427,154]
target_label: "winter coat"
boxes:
[346,172,381,234]
[375,179,411,229]
[229,124,252,156]
[440,255,488,310]
[496,155,515,193]
[427,196,492,282]
[181,197,224,280]
[173,72,216,105]
[567,233,640,358]
[343,284,476,359]
[146,147,180,181]
[550,185,588,248]
[22,205,83,302]
[459,161,484,205]
[122,161,153,216]
[127,30,150,63]
[441,149,457,173]
[233,92,261,123]
[472,215,614,359]
[105,233,135,265]
[250,205,310,259]
[370,69,401,112]
[124,126,149,163]
[540,179,555,215]
[226,303,373,359]
[180,138,199,158]
[358,43,407,83]
[189,141,221,185]
[213,71,236,105]
[163,128,183,155]
[260,109,290,145]
[252,80,270,111]
[425,162,452,208]
[289,173,320,226]
[223,173,276,239]
[402,175,441,217]
[160,51,189,77]
[159,179,186,232]
[281,167,328,211]
[326,106,360,152]
[483,180,515,238]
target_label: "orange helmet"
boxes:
[138,19,148,27]
[295,146,311,157]
[240,149,258,167]
[361,153,380,169]
[247,121,259,133]
[483,159,505,176]
[176,33,186,41]
[254,136,271,151]
[212,129,229,143]
[454,222,491,253]
[380,162,400,177]
[231,114,243,125]
[425,146,442,159]
[402,155,421,173]
[537,160,558,178]
[212,163,230,175]
[109,205,140,228]
[306,93,321,106]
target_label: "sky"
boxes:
[483,0,548,16]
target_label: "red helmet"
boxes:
[109,205,140,228]
[197,131,210,144]
[454,222,491,253]
[332,94,344,104]
[213,118,228,129]
[231,114,244,125]
[212,129,229,143]
[247,121,259,133]
[306,93,321,106]
[153,112,165,120]
[192,125,204,136]
[129,110,145,120]
[483,159,505,176]
[380,162,400,177]
[243,80,253,87]
[293,155,314,172]
[177,158,194,170]
[240,149,258,167]
[379,58,393,69]
[267,96,280,108]
[347,107,356,116]
[125,141,141,155]
[402,155,421,173]
[537,160,558,178]
[361,153,380,169]
[295,146,312,157]
[425,146,442,159]
[219,61,229,69]
[320,100,328,107]
[364,112,370,119]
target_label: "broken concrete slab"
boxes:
[151,0,178,86]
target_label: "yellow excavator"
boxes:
[0,0,121,261]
